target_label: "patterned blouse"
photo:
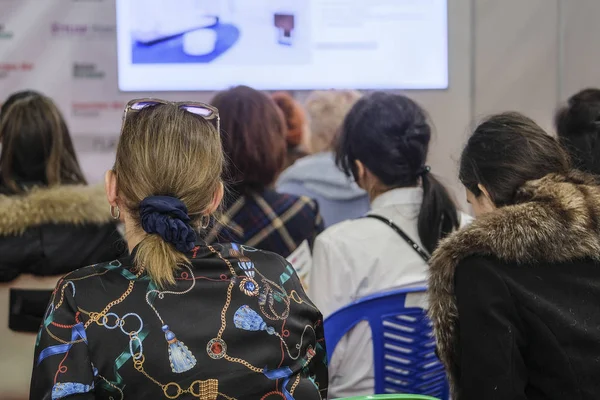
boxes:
[30,241,328,400]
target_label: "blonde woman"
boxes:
[276,90,369,227]
[30,100,328,399]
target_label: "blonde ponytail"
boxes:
[135,235,188,287]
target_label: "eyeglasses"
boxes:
[122,98,220,131]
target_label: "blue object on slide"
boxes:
[132,24,240,64]
[324,287,449,400]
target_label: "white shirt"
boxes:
[308,187,471,399]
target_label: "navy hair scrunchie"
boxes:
[139,196,197,253]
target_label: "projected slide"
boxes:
[117,0,448,91]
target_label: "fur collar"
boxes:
[0,184,112,236]
[428,171,600,398]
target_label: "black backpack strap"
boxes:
[364,214,430,262]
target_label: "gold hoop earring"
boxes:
[110,205,120,220]
[201,215,210,229]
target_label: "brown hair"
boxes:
[0,90,86,193]
[211,86,287,194]
[305,90,362,153]
[114,103,224,287]
[460,112,571,206]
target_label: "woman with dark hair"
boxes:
[205,86,323,258]
[429,112,600,399]
[0,91,122,398]
[555,88,600,175]
[30,98,327,399]
[308,92,469,398]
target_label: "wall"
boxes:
[1,0,599,209]
[408,0,600,208]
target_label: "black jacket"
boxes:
[429,172,600,400]
[0,184,124,331]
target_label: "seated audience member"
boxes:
[0,91,122,398]
[308,92,470,398]
[272,91,309,169]
[277,90,369,227]
[555,88,600,174]
[429,112,600,400]
[30,99,328,399]
[206,86,324,258]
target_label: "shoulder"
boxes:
[277,154,321,184]
[454,255,508,283]
[276,180,308,197]
[314,217,377,250]
[0,184,112,236]
[224,243,302,287]
[61,257,131,283]
[259,191,320,217]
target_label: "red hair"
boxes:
[271,92,306,148]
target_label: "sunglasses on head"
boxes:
[122,98,220,131]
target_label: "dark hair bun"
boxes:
[335,92,459,253]
[557,88,600,136]
[336,92,431,187]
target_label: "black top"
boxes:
[428,172,600,400]
[454,255,600,400]
[0,184,124,333]
[31,241,328,399]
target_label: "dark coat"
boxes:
[0,184,123,281]
[0,184,124,332]
[30,241,328,399]
[429,171,600,400]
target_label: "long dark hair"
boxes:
[335,92,459,253]
[0,90,86,193]
[555,88,600,175]
[460,112,571,206]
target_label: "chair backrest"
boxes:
[0,274,62,399]
[324,287,449,400]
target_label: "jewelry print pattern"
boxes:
[31,243,328,400]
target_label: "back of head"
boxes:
[115,103,224,287]
[212,86,287,194]
[305,90,362,153]
[555,88,600,174]
[271,91,306,149]
[0,90,86,193]
[461,112,571,206]
[336,91,459,253]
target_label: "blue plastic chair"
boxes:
[324,287,449,400]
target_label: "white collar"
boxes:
[370,187,423,211]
